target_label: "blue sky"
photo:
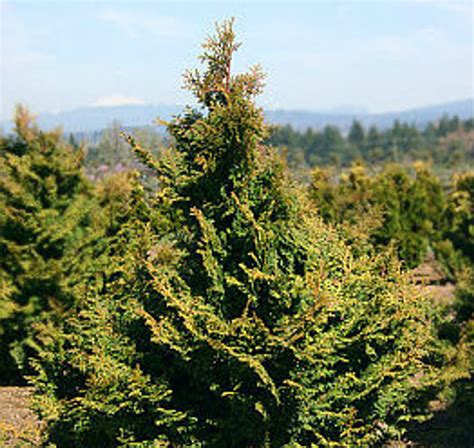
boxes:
[1,0,472,120]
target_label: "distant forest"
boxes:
[268,115,474,168]
[70,114,474,176]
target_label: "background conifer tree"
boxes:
[0,106,97,383]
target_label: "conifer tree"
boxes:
[348,120,365,155]
[0,106,96,383]
[445,172,474,265]
[372,163,445,267]
[34,20,457,447]
[309,162,448,269]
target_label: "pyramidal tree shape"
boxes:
[34,20,454,447]
[0,106,98,383]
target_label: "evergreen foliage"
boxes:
[444,172,474,265]
[308,162,472,270]
[0,107,98,383]
[268,117,474,168]
[32,21,460,447]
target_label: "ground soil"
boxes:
[0,387,42,447]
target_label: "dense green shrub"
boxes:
[33,21,460,447]
[0,108,100,383]
[445,172,474,265]
[372,163,446,267]
[309,162,452,269]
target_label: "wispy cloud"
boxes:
[285,27,441,69]
[99,8,187,38]
[370,26,447,60]
[437,1,473,21]
[371,36,407,61]
[92,94,145,107]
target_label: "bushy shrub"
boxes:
[0,108,99,383]
[445,172,474,265]
[309,162,449,269]
[33,21,458,447]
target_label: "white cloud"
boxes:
[371,36,407,61]
[438,2,473,21]
[361,24,450,62]
[99,8,187,38]
[92,94,145,107]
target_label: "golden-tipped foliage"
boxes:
[0,108,97,383]
[32,21,459,447]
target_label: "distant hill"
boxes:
[1,99,472,134]
[266,99,474,132]
[15,105,181,134]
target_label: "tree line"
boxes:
[64,105,473,176]
[267,116,474,168]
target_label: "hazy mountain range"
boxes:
[1,99,472,135]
